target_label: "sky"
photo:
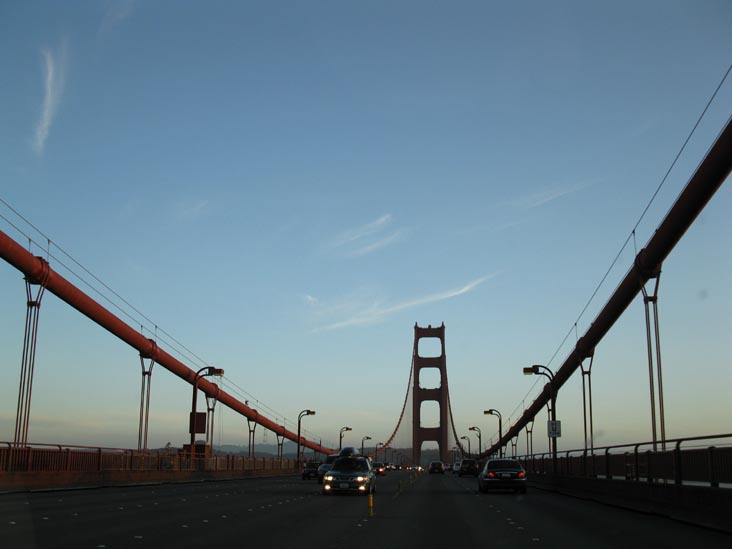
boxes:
[1,1,731,456]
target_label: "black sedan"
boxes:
[428,461,445,474]
[478,459,527,493]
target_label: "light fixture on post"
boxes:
[339,426,352,450]
[296,409,316,466]
[468,426,482,455]
[484,408,503,458]
[361,435,371,456]
[190,366,224,462]
[523,364,558,468]
[460,435,471,456]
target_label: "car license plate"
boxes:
[501,473,511,478]
[340,483,350,489]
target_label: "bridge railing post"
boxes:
[645,450,653,483]
[674,439,683,485]
[708,446,718,488]
[1,442,9,471]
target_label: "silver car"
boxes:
[322,456,375,495]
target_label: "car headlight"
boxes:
[324,475,334,481]
[356,476,366,482]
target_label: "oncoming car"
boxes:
[478,458,527,493]
[372,462,386,475]
[317,454,339,484]
[322,456,375,495]
[301,459,321,480]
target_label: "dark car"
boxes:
[338,446,360,457]
[302,459,322,479]
[428,461,445,474]
[458,458,479,477]
[372,462,386,475]
[478,459,527,493]
[317,454,339,484]
[322,456,375,495]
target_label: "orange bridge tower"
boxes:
[412,323,449,465]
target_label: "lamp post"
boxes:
[469,426,482,455]
[484,409,503,457]
[524,364,558,466]
[375,442,384,459]
[296,409,316,466]
[190,366,224,460]
[361,435,372,456]
[460,435,471,457]
[339,426,352,450]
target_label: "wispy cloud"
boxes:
[349,230,406,257]
[310,275,496,332]
[98,0,135,40]
[175,199,211,220]
[332,214,392,246]
[33,40,68,155]
[509,183,589,210]
[329,214,405,257]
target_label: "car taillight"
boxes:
[518,471,525,478]
[487,471,495,478]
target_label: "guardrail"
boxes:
[517,433,732,488]
[0,441,297,474]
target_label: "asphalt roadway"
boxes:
[2,470,731,548]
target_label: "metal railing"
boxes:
[0,441,297,473]
[517,433,732,488]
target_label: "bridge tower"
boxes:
[412,323,449,465]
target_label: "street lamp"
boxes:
[524,364,558,465]
[469,426,482,455]
[375,442,384,459]
[190,366,224,459]
[339,426,352,450]
[297,409,316,465]
[484,409,503,457]
[460,435,471,456]
[361,435,372,456]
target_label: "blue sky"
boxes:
[1,1,731,455]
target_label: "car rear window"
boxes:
[487,460,522,469]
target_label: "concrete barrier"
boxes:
[531,475,732,534]
[0,467,298,492]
